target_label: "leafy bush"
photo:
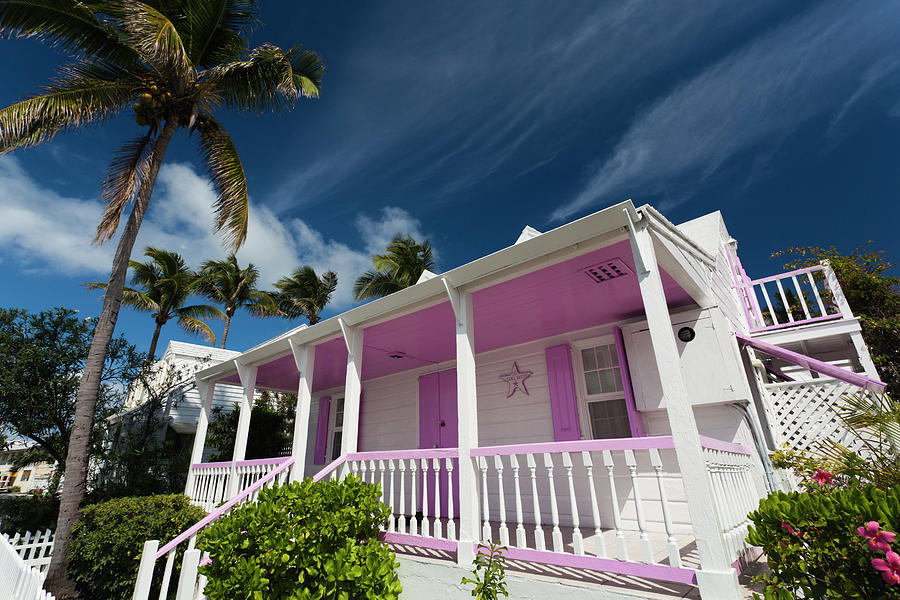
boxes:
[747,485,900,598]
[0,492,59,534]
[68,494,206,600]
[198,476,402,600]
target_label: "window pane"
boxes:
[331,431,342,461]
[598,369,618,393]
[607,344,619,367]
[584,371,602,395]
[596,345,611,369]
[581,348,597,372]
[588,399,630,439]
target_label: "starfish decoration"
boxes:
[500,362,533,398]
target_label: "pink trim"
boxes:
[698,436,751,455]
[613,326,645,437]
[311,455,347,482]
[470,436,676,457]
[545,344,582,442]
[725,246,755,330]
[736,332,887,392]
[235,457,292,468]
[156,457,294,559]
[750,313,842,332]
[479,545,697,585]
[750,265,823,285]
[314,396,331,464]
[347,448,459,461]
[380,532,457,551]
[191,461,232,470]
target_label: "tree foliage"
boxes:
[353,234,436,301]
[273,265,337,325]
[206,389,293,460]
[774,244,900,395]
[0,307,143,466]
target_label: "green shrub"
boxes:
[462,541,509,600]
[0,492,58,534]
[197,476,402,600]
[68,494,206,600]
[747,485,900,598]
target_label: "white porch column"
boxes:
[628,213,741,598]
[184,376,215,495]
[289,338,315,482]
[228,359,257,497]
[339,318,364,455]
[822,261,881,380]
[450,284,480,566]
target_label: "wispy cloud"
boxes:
[552,0,900,221]
[0,158,426,309]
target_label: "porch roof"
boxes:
[198,200,704,391]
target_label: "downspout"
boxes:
[730,402,777,492]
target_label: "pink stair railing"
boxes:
[133,456,294,600]
[186,457,291,512]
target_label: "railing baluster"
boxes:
[582,451,605,557]
[775,278,794,322]
[378,460,386,507]
[387,460,396,533]
[446,457,456,541]
[158,549,176,600]
[479,456,491,542]
[791,275,812,320]
[420,458,430,537]
[526,453,545,551]
[359,459,367,484]
[562,452,583,555]
[624,449,653,563]
[649,448,680,567]
[602,450,627,560]
[760,282,778,325]
[807,271,827,316]
[409,459,418,536]
[510,454,527,548]
[544,453,563,553]
[494,455,509,547]
[433,458,443,539]
[398,459,407,535]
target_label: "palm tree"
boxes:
[86,247,222,358]
[197,255,278,347]
[0,3,323,593]
[273,266,338,324]
[353,234,436,301]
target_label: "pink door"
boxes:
[419,369,459,518]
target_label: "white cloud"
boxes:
[0,157,426,310]
[552,0,900,221]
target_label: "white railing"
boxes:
[2,529,54,573]
[133,457,295,600]
[737,264,843,333]
[469,437,697,585]
[314,449,460,551]
[701,439,764,565]
[1,529,55,600]
[186,457,291,511]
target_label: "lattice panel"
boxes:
[764,379,864,454]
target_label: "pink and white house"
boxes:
[134,200,885,600]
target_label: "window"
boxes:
[21,470,30,482]
[328,397,345,461]
[576,341,631,439]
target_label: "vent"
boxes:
[583,258,631,284]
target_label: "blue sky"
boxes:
[1,1,899,354]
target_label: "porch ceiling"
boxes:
[233,239,694,393]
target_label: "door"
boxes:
[418,369,459,518]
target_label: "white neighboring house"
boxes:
[134,201,886,600]
[0,441,56,493]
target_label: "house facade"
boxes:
[0,441,56,493]
[136,201,884,600]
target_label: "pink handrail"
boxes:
[470,436,676,457]
[156,456,294,558]
[190,456,292,470]
[749,264,823,286]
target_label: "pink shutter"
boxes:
[313,396,331,464]
[545,345,581,441]
[613,326,645,437]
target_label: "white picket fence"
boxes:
[2,529,55,573]
[0,529,55,600]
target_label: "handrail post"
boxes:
[289,339,315,482]
[339,319,364,455]
[822,260,881,380]
[175,549,201,600]
[185,377,215,496]
[132,539,159,600]
[229,360,257,498]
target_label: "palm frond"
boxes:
[96,132,153,242]
[0,61,137,153]
[244,288,278,317]
[193,113,248,250]
[286,45,324,99]
[176,315,216,344]
[182,0,257,67]
[0,0,139,64]
[121,0,192,75]
[176,303,225,320]
[353,270,403,301]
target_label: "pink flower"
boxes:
[781,519,800,537]
[858,521,897,552]
[811,469,834,486]
[872,551,900,585]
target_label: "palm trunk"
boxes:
[45,120,178,598]
[147,320,164,360]
[220,314,231,348]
